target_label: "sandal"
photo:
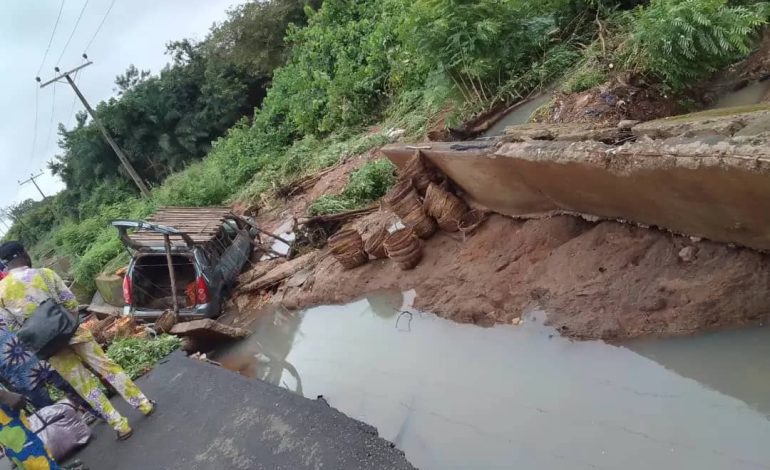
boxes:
[143,400,157,417]
[117,428,133,441]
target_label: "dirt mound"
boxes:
[541,80,680,126]
[741,27,770,82]
[275,214,770,340]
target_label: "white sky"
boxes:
[0,0,247,214]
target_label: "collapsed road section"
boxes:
[67,351,415,470]
[382,105,770,251]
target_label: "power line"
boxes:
[83,0,117,54]
[37,0,67,78]
[30,87,40,160]
[39,62,151,198]
[55,0,90,67]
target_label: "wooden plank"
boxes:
[126,206,235,248]
[132,231,218,238]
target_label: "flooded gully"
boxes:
[213,292,770,469]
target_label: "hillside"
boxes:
[5,0,770,298]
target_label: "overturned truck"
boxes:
[382,105,770,252]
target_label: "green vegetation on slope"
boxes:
[5,0,769,296]
[309,159,397,216]
[106,335,182,379]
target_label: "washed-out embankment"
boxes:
[233,105,770,340]
[297,104,770,340]
[383,105,770,251]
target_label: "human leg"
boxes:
[42,365,98,417]
[47,347,130,434]
[69,340,153,415]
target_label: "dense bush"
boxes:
[623,0,767,89]
[405,0,566,102]
[256,0,411,137]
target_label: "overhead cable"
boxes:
[37,0,67,78]
[55,0,90,66]
[83,0,117,54]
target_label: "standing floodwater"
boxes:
[214,292,770,469]
[482,94,553,137]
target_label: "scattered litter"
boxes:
[190,352,222,366]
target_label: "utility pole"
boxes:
[0,209,28,232]
[18,172,47,200]
[38,61,151,198]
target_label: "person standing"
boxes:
[0,314,97,416]
[0,242,154,441]
[0,388,59,469]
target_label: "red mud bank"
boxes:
[276,214,770,340]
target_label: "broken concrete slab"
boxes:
[632,104,770,139]
[170,319,250,341]
[502,122,620,142]
[381,106,770,251]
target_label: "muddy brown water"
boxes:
[710,80,770,109]
[483,94,552,137]
[213,292,770,469]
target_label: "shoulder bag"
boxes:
[16,272,80,359]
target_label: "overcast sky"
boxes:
[0,0,246,215]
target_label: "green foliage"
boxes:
[22,0,768,300]
[73,236,124,293]
[204,0,323,74]
[153,160,232,207]
[561,62,609,94]
[49,0,313,210]
[405,0,565,102]
[257,0,411,137]
[106,335,182,379]
[309,159,396,215]
[623,0,767,90]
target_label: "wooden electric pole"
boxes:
[0,209,28,232]
[38,61,151,198]
[18,172,47,200]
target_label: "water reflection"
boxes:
[483,94,553,137]
[709,80,770,110]
[625,326,770,418]
[215,305,304,392]
[214,293,770,470]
